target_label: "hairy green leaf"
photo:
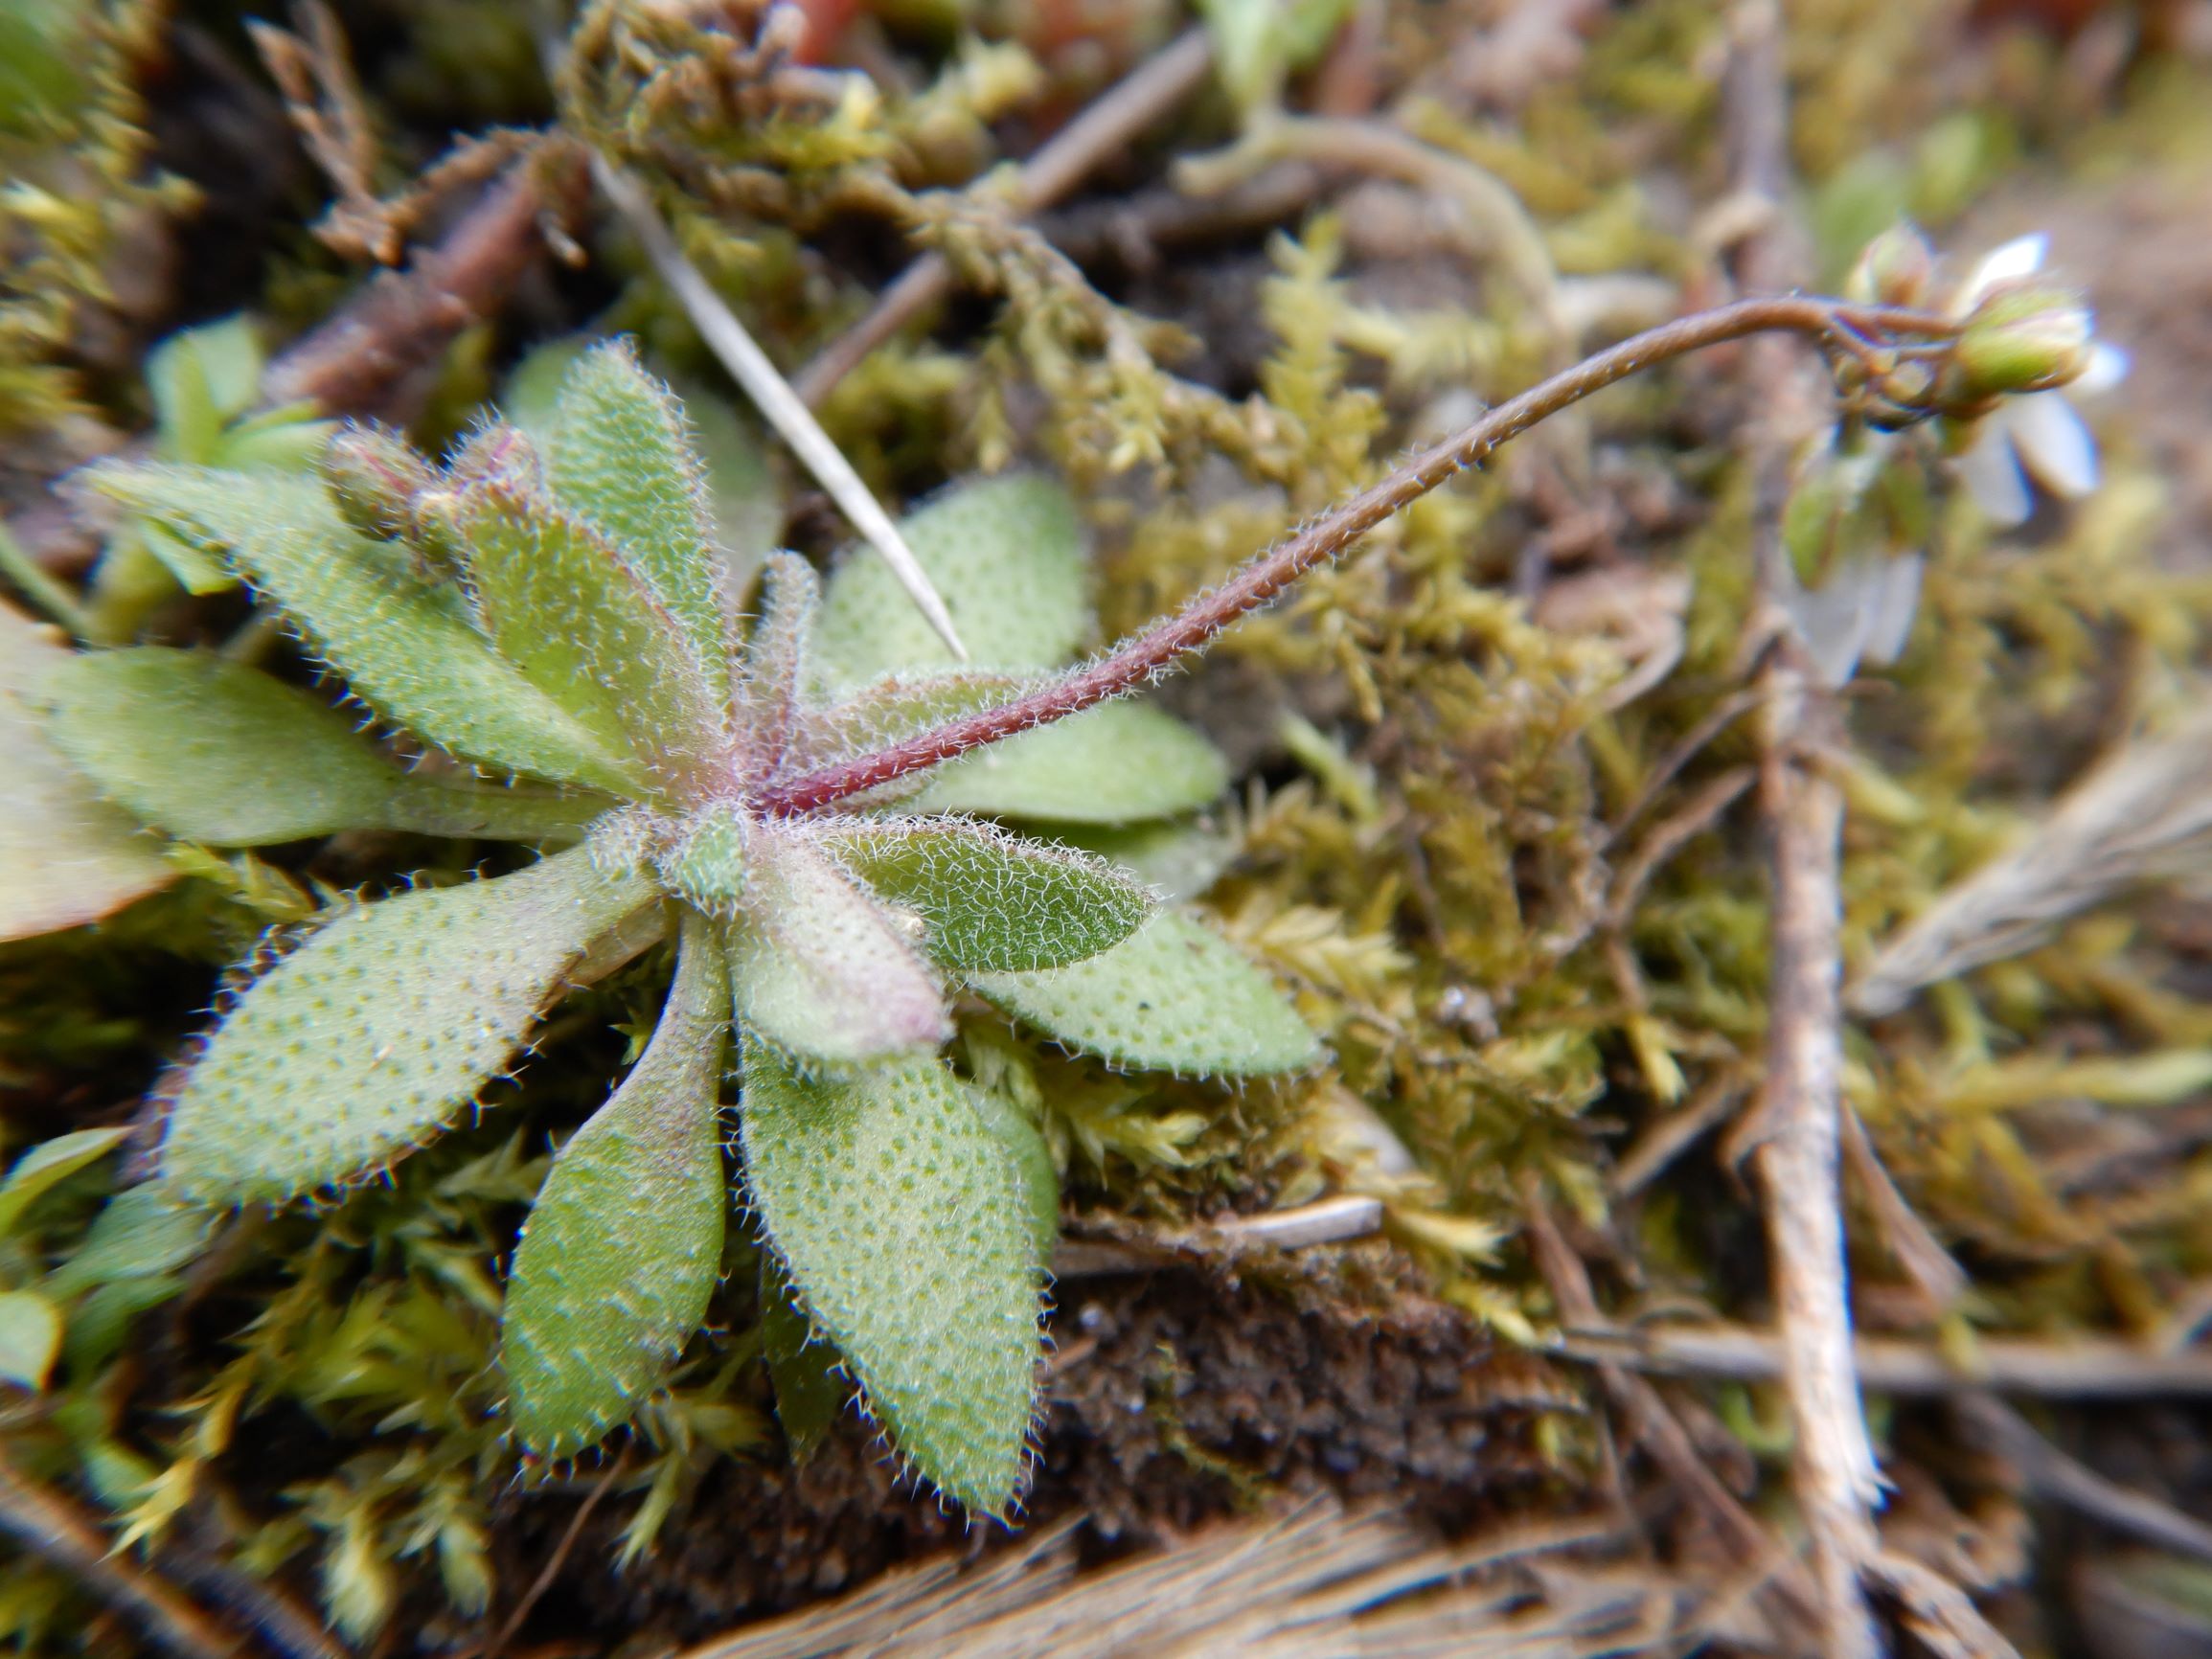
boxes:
[0,1128,128,1240]
[821,818,1150,972]
[758,1254,844,1464]
[88,466,642,794]
[813,474,1088,686]
[726,827,949,1067]
[536,342,729,677]
[0,603,173,943]
[41,649,602,845]
[741,1046,1042,1513]
[446,467,727,792]
[0,1290,61,1391]
[971,910,1320,1076]
[505,914,728,1459]
[736,554,818,771]
[157,845,657,1203]
[655,802,752,919]
[964,1087,1060,1261]
[910,701,1230,823]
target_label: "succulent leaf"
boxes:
[758,1254,844,1464]
[971,910,1320,1076]
[0,1127,129,1239]
[0,1290,61,1391]
[88,466,643,794]
[536,342,730,678]
[445,467,727,790]
[0,602,173,943]
[40,648,602,846]
[820,818,1151,973]
[909,701,1229,823]
[812,474,1089,687]
[156,844,657,1203]
[741,1044,1043,1514]
[504,912,729,1460]
[725,828,950,1066]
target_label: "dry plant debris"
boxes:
[3,2,2212,1656]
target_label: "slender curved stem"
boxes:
[757,294,1952,818]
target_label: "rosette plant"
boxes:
[36,342,1316,1515]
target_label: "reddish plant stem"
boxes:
[757,295,1950,818]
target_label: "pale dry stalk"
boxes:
[1725,4,1884,1652]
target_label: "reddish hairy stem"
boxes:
[757,295,1952,818]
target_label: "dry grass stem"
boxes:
[679,1496,1645,1659]
[1562,1322,2212,1398]
[1958,1395,2212,1566]
[591,154,966,659]
[1852,708,2212,1017]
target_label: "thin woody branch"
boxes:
[262,148,587,417]
[757,294,1952,818]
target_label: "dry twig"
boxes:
[590,155,966,659]
[262,150,588,418]
[1957,1395,2212,1566]
[0,1449,249,1659]
[792,30,1217,408]
[1725,6,1884,1652]
[1561,1322,2212,1399]
[1520,1183,1823,1640]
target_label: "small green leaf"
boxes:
[0,1128,128,1239]
[0,1290,61,1391]
[136,521,234,596]
[445,466,727,791]
[0,603,173,943]
[813,474,1089,687]
[215,404,337,473]
[654,802,752,919]
[536,341,730,677]
[41,648,603,846]
[971,910,1320,1076]
[758,1254,844,1464]
[148,318,261,463]
[681,381,781,581]
[741,1045,1042,1514]
[736,554,819,769]
[47,1187,212,1299]
[149,317,263,446]
[821,818,1150,972]
[726,827,949,1067]
[505,913,729,1459]
[157,844,657,1203]
[910,701,1230,823]
[88,466,644,794]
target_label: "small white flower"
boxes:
[1947,235,2128,526]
